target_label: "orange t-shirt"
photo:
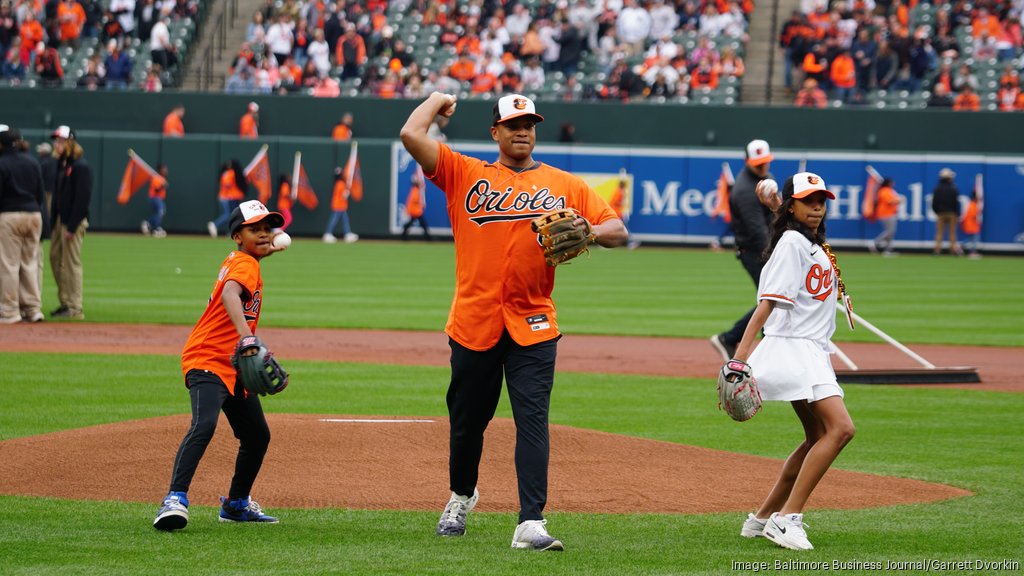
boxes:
[149,174,167,200]
[240,112,258,138]
[961,200,981,234]
[163,112,184,136]
[331,179,349,211]
[181,251,263,393]
[427,143,618,350]
[874,185,900,219]
[332,124,352,141]
[406,182,424,217]
[219,169,244,201]
[57,1,85,41]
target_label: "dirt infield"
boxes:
[3,323,1006,513]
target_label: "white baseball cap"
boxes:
[492,94,544,125]
[745,139,773,166]
[248,101,260,112]
[0,124,8,133]
[51,125,74,139]
[783,171,836,201]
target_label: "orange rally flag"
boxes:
[713,162,734,223]
[291,152,319,210]
[116,150,159,205]
[345,141,363,202]
[244,145,273,205]
[861,165,883,222]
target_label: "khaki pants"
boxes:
[934,212,959,254]
[0,212,43,320]
[50,216,87,314]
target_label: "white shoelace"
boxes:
[442,500,467,524]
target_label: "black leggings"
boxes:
[447,332,558,523]
[168,370,271,499]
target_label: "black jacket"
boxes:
[728,164,773,255]
[53,149,92,232]
[931,179,960,215]
[0,148,44,213]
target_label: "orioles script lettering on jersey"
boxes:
[806,263,834,302]
[465,178,566,225]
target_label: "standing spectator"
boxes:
[850,28,877,97]
[163,104,185,136]
[960,188,982,259]
[711,139,774,362]
[265,13,294,66]
[931,168,961,255]
[149,14,177,73]
[57,0,85,47]
[874,40,898,91]
[521,56,545,91]
[794,77,827,107]
[802,43,828,88]
[778,10,808,92]
[306,28,330,77]
[335,23,365,81]
[829,48,855,101]
[0,127,45,324]
[556,21,585,78]
[34,42,64,87]
[1,3,18,57]
[400,167,431,241]
[322,166,358,243]
[2,37,25,83]
[140,163,168,237]
[690,56,719,91]
[868,177,901,255]
[135,0,158,43]
[400,92,627,550]
[143,66,162,92]
[225,62,258,93]
[108,0,135,38]
[239,101,259,138]
[719,46,745,78]
[617,0,652,56]
[331,112,353,141]
[953,84,980,111]
[49,125,90,320]
[103,39,133,89]
[952,63,977,93]
[246,10,266,45]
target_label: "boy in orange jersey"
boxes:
[154,200,286,531]
[140,164,169,237]
[400,167,431,240]
[208,161,246,237]
[401,93,628,551]
[323,166,358,243]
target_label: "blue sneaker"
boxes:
[154,491,189,531]
[219,496,279,523]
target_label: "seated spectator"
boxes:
[299,60,319,88]
[952,84,980,111]
[438,20,460,47]
[718,45,745,78]
[225,61,258,93]
[643,57,681,93]
[103,39,133,89]
[144,66,162,92]
[932,60,954,94]
[519,21,545,60]
[449,49,477,83]
[927,82,955,107]
[794,77,827,107]
[404,72,426,98]
[689,36,720,68]
[973,29,998,61]
[690,56,718,90]
[497,64,521,93]
[952,63,977,93]
[932,23,960,59]
[434,64,461,94]
[34,42,64,87]
[76,53,105,89]
[997,69,1020,111]
[646,70,677,98]
[374,69,402,98]
[311,73,340,97]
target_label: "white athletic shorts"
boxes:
[748,336,844,403]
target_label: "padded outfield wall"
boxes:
[4,89,1023,250]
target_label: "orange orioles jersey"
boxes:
[427,142,618,350]
[181,251,263,394]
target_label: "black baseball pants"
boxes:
[447,331,559,524]
[168,369,271,500]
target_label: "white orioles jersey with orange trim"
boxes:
[427,143,618,351]
[755,230,838,347]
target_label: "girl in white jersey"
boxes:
[732,172,856,551]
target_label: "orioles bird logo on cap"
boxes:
[513,98,528,110]
[807,175,820,185]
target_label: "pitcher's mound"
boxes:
[0,414,969,513]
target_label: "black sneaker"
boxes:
[709,334,736,362]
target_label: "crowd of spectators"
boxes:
[781,0,1024,110]
[224,0,752,103]
[0,0,199,89]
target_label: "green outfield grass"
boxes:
[42,233,1024,345]
[2,353,1022,575]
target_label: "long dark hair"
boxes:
[764,195,827,260]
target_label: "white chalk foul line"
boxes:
[319,419,436,423]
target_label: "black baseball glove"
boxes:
[231,335,289,396]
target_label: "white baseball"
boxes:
[272,232,292,250]
[756,179,779,203]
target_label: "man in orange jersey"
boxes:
[162,104,185,136]
[240,102,259,138]
[401,93,627,551]
[208,161,246,237]
[323,167,357,243]
[400,167,431,240]
[868,176,901,256]
[331,112,353,141]
[153,200,286,531]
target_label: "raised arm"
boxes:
[399,92,458,175]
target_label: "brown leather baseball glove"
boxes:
[717,359,763,422]
[531,209,596,266]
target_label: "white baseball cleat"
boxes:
[764,512,813,550]
[511,519,564,551]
